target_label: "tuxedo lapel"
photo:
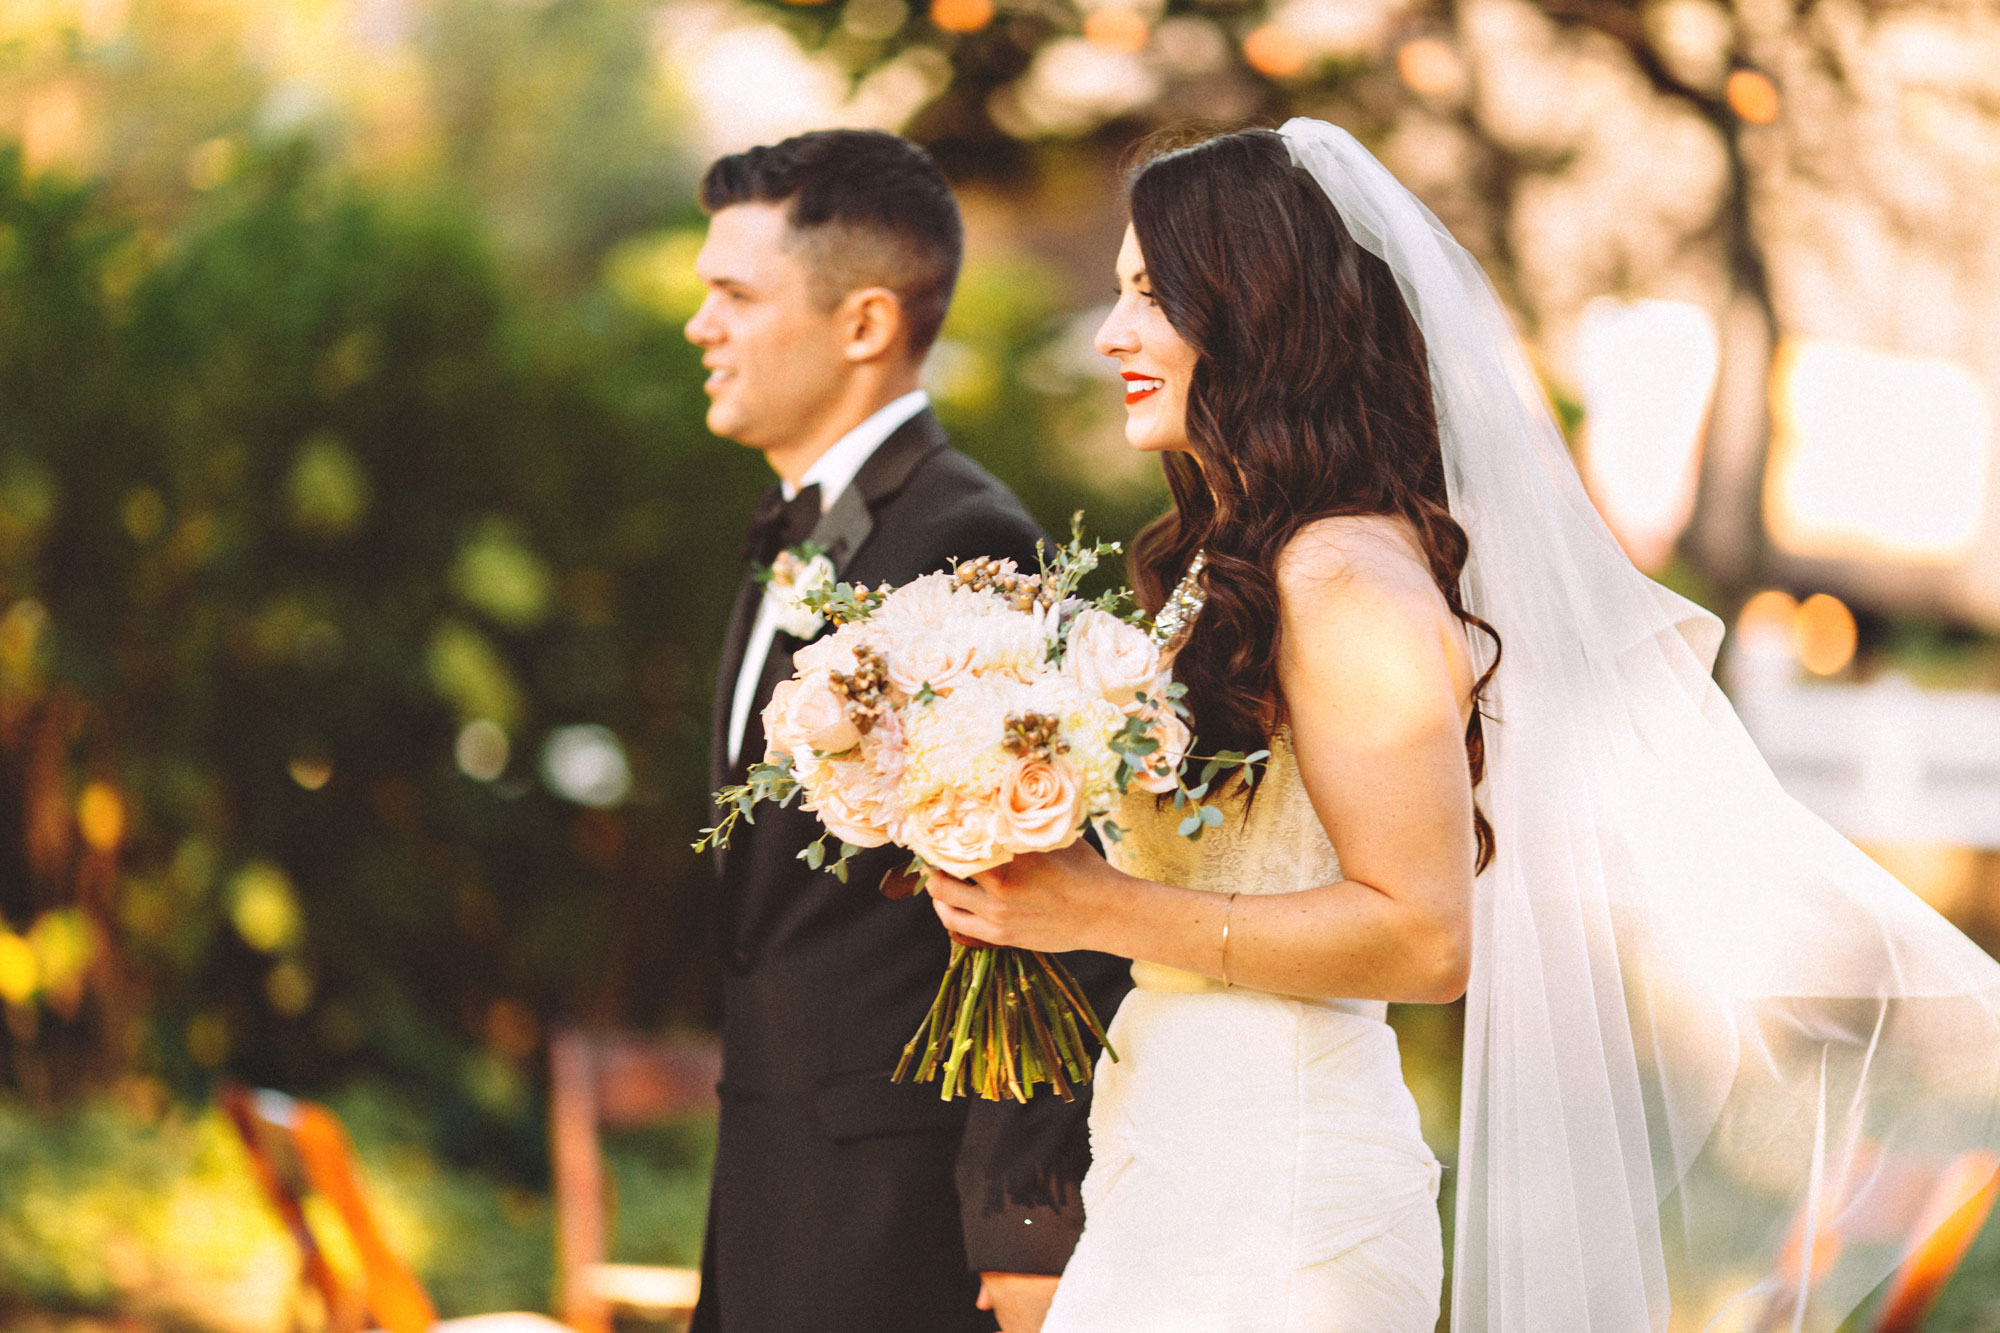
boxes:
[726,409,945,776]
[709,574,765,798]
[800,408,945,576]
[719,409,947,936]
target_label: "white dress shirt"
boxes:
[727,390,930,766]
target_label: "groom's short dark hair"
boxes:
[700,129,962,356]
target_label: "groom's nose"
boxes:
[685,294,722,347]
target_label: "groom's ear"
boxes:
[837,285,909,366]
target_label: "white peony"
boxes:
[898,675,1024,806]
[803,711,905,848]
[964,602,1059,683]
[871,571,962,633]
[792,627,864,677]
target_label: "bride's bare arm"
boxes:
[928,517,1477,1005]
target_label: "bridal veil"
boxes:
[1279,117,2000,1331]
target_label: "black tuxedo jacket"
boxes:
[692,410,1131,1333]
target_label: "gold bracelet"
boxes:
[1220,891,1238,988]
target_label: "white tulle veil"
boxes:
[1277,117,2000,1331]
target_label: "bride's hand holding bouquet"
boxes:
[696,521,1262,1103]
[924,837,1136,956]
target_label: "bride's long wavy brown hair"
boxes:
[1126,128,1501,869]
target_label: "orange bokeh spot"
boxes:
[1084,6,1150,53]
[1397,37,1462,97]
[1727,69,1780,124]
[77,782,125,853]
[931,0,994,33]
[1242,24,1309,79]
[1793,593,1857,676]
[1737,588,1798,640]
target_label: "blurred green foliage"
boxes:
[0,134,731,1129]
[0,1085,713,1324]
[0,121,1156,1132]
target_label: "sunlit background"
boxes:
[1,0,1998,1329]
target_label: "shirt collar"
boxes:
[782,390,930,511]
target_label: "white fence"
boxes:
[1731,674,2000,849]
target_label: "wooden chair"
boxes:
[220,1083,572,1333]
[1744,1147,2000,1333]
[1872,1150,2000,1332]
[549,1029,721,1333]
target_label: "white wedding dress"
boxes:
[1044,728,1444,1332]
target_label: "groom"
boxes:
[686,130,1128,1333]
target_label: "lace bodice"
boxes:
[1103,727,1341,898]
[1102,729,1381,1014]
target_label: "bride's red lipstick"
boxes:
[1122,371,1163,406]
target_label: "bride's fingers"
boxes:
[932,895,1001,945]
[925,868,982,905]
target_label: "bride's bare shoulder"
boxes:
[1274,514,1440,616]
[1274,515,1471,726]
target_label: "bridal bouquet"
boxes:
[697,523,1263,1102]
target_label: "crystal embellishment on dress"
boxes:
[1150,549,1207,649]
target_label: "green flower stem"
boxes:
[1036,952,1119,1062]
[940,946,994,1098]
[894,944,1116,1102]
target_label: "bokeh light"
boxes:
[287,757,332,791]
[29,911,96,1004]
[229,864,304,955]
[0,932,38,1007]
[1397,37,1467,99]
[1242,24,1310,78]
[76,782,126,853]
[456,720,511,783]
[1083,6,1150,53]
[540,725,633,809]
[265,959,315,1016]
[1576,298,1721,571]
[930,0,994,32]
[1794,593,1859,676]
[1726,68,1781,124]
[1765,338,1992,564]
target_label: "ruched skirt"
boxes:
[1044,986,1444,1332]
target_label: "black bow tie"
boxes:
[744,482,823,565]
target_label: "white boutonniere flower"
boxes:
[760,542,837,640]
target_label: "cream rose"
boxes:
[899,790,1007,879]
[1132,706,1193,795]
[792,631,861,677]
[807,757,899,848]
[760,677,805,761]
[1063,608,1166,706]
[764,670,860,758]
[993,755,1085,853]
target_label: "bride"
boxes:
[929,119,2000,1332]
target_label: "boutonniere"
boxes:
[757,540,837,639]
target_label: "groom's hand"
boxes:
[977,1272,1058,1332]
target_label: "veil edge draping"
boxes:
[1279,117,2000,1333]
